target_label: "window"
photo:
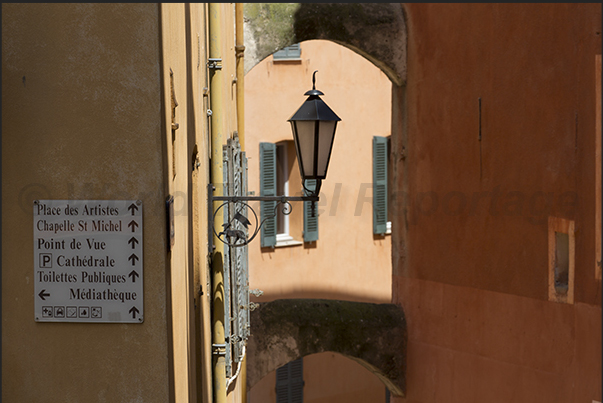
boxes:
[276,358,304,403]
[276,143,291,242]
[260,141,317,248]
[260,142,277,248]
[273,44,301,61]
[373,136,390,235]
[303,179,319,243]
[548,216,575,303]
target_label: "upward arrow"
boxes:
[128,254,139,265]
[128,203,138,215]
[128,237,139,249]
[128,220,138,232]
[129,306,139,319]
[128,270,139,282]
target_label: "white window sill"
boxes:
[275,234,303,248]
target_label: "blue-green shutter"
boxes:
[260,142,277,247]
[303,179,318,242]
[276,358,304,403]
[273,43,301,60]
[373,136,388,235]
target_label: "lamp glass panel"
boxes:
[293,121,316,177]
[317,121,336,177]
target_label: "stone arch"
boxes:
[243,3,409,397]
[244,3,407,86]
[246,299,407,397]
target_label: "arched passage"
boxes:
[244,3,407,86]
[246,299,407,397]
[243,3,409,399]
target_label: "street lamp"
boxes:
[289,70,341,196]
[208,71,340,247]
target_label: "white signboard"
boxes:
[34,200,143,323]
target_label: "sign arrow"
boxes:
[128,253,139,265]
[128,270,139,282]
[128,203,139,215]
[128,220,138,232]
[129,306,139,319]
[128,237,139,249]
[38,289,50,300]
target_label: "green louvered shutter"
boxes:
[276,358,304,403]
[260,142,277,247]
[303,179,318,242]
[373,136,388,235]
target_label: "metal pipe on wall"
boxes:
[208,3,227,403]
[235,3,245,151]
[235,5,247,402]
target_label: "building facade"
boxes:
[242,3,602,403]
[2,3,244,403]
[245,39,394,402]
[395,4,602,402]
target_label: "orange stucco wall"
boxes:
[393,3,602,402]
[246,39,393,303]
[245,40,394,401]
[252,352,387,403]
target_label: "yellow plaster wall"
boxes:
[160,3,240,402]
[2,3,170,402]
[161,5,196,402]
[246,40,393,303]
[3,3,247,402]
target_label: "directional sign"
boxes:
[33,200,143,323]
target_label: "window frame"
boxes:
[548,216,575,304]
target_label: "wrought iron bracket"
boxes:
[208,184,318,251]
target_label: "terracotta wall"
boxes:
[246,40,393,303]
[246,40,393,401]
[394,4,602,402]
[399,2,601,302]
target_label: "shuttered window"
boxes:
[260,142,277,247]
[303,179,318,242]
[276,358,304,403]
[273,43,301,60]
[373,136,388,235]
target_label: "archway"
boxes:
[243,3,409,398]
[244,3,407,86]
[250,351,395,402]
[246,299,406,397]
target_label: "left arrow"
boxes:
[38,290,50,300]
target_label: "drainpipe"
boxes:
[235,3,245,151]
[235,5,247,402]
[209,3,227,403]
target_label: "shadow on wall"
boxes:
[293,3,407,86]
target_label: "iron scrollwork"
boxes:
[208,185,319,250]
[212,198,293,248]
